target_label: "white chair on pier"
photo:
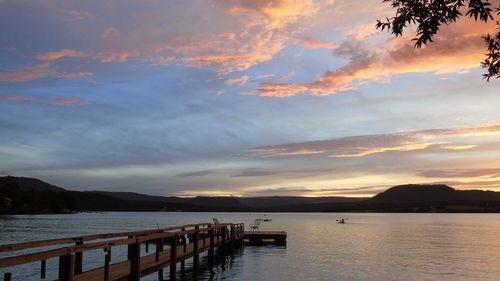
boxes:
[249,219,263,232]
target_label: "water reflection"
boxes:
[1,212,500,281]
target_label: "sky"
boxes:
[1,0,499,197]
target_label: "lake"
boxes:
[1,212,500,281]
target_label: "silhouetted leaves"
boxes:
[377,0,500,80]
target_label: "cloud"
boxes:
[0,64,53,82]
[0,64,91,82]
[176,170,215,178]
[232,168,333,177]
[47,98,91,106]
[35,49,90,61]
[0,95,90,106]
[223,0,319,28]
[232,169,279,177]
[101,27,118,39]
[430,180,500,190]
[0,95,34,102]
[249,121,500,158]
[180,32,289,73]
[240,184,387,197]
[257,18,497,97]
[98,50,140,63]
[418,168,500,179]
[58,72,92,78]
[173,0,329,73]
[301,37,338,49]
[63,9,90,21]
[225,75,250,85]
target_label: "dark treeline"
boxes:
[2,176,500,214]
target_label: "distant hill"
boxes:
[367,184,500,204]
[2,176,500,213]
[0,176,65,192]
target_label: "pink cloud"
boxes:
[58,72,92,78]
[0,95,34,102]
[418,168,500,179]
[257,18,497,97]
[302,37,338,49]
[248,121,500,158]
[101,27,118,39]
[0,94,91,106]
[225,75,250,85]
[35,49,90,61]
[0,64,52,82]
[0,64,92,82]
[47,98,91,106]
[99,50,140,63]
[63,9,90,20]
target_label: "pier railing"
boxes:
[0,222,244,281]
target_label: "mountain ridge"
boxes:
[1,176,500,214]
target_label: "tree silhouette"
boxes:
[376,0,500,80]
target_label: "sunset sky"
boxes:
[1,0,499,197]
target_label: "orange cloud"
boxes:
[0,64,91,82]
[0,64,52,82]
[225,75,250,85]
[63,9,90,20]
[35,49,90,61]
[224,0,319,28]
[257,18,497,97]
[47,98,91,106]
[419,168,500,179]
[99,50,140,63]
[180,31,289,73]
[0,95,34,102]
[248,121,500,158]
[302,37,338,49]
[171,0,331,73]
[101,27,118,39]
[58,72,92,78]
[0,95,90,106]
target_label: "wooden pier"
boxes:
[243,231,287,245]
[0,222,244,281]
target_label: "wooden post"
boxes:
[40,259,46,279]
[3,273,11,281]
[222,226,226,244]
[127,236,134,260]
[208,228,215,268]
[129,241,141,281]
[74,240,83,274]
[158,237,164,281]
[169,234,177,281]
[156,238,163,263]
[145,241,149,253]
[181,232,186,274]
[193,229,199,273]
[230,225,235,250]
[58,254,75,281]
[104,247,111,281]
[181,229,186,253]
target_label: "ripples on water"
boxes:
[1,212,499,281]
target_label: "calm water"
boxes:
[1,212,500,281]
